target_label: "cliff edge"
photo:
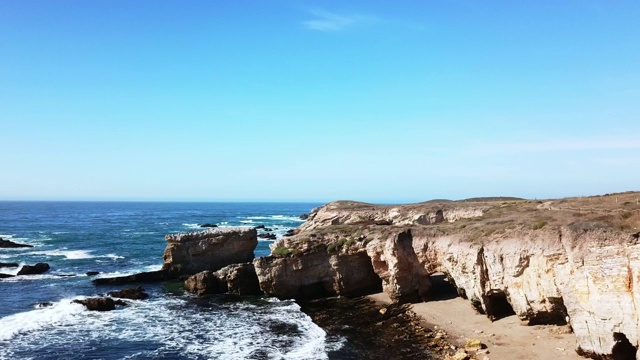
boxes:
[253,192,640,359]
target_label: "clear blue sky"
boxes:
[1,1,639,202]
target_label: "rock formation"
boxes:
[0,262,19,268]
[253,193,640,359]
[17,263,50,275]
[163,227,257,276]
[184,263,261,296]
[73,297,127,311]
[107,286,149,300]
[94,227,258,285]
[0,238,33,248]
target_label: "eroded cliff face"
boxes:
[253,196,640,359]
[163,227,257,276]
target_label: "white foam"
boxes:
[244,215,306,222]
[239,220,254,224]
[93,264,162,279]
[28,250,95,260]
[182,223,201,229]
[0,297,86,341]
[0,295,334,359]
[104,253,124,260]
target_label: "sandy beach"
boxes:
[368,292,583,360]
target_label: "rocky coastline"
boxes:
[9,192,638,359]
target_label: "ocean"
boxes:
[0,201,346,360]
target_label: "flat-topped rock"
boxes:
[163,227,257,276]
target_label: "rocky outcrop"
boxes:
[94,227,258,285]
[73,297,127,311]
[0,273,14,279]
[184,263,261,296]
[0,238,33,248]
[17,263,50,275]
[0,262,19,268]
[163,227,257,276]
[107,286,149,300]
[254,195,640,359]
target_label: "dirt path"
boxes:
[368,293,583,360]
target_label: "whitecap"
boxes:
[0,298,86,341]
[28,250,95,260]
[182,223,201,229]
[244,215,306,222]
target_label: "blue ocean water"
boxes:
[0,201,341,360]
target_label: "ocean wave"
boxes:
[25,250,125,261]
[182,223,201,229]
[93,264,163,279]
[0,295,334,359]
[0,297,86,342]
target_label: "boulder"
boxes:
[163,227,257,276]
[17,263,50,275]
[184,263,261,296]
[73,297,126,311]
[107,286,149,300]
[258,233,277,240]
[0,262,19,268]
[0,238,33,248]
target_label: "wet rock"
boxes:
[0,238,33,248]
[17,263,50,275]
[86,271,100,276]
[258,233,277,240]
[299,214,309,220]
[200,223,217,228]
[35,302,53,308]
[92,269,167,285]
[284,229,295,237]
[184,263,261,296]
[0,262,19,268]
[0,273,14,279]
[107,286,149,300]
[255,225,266,230]
[73,297,127,311]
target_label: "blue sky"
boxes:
[1,1,639,202]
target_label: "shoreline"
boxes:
[299,296,452,359]
[368,292,583,360]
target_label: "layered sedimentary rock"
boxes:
[184,263,261,296]
[163,227,257,276]
[254,194,640,359]
[94,227,258,285]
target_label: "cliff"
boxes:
[253,192,640,359]
[163,227,257,276]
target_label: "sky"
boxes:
[1,1,639,203]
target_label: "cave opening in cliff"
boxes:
[484,290,516,321]
[612,332,637,360]
[528,297,569,326]
[427,272,459,301]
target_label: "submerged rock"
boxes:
[17,263,50,275]
[184,263,261,296]
[92,269,167,285]
[107,286,149,300]
[200,223,218,228]
[0,238,33,248]
[86,271,100,276]
[73,297,127,311]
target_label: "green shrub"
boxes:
[272,246,292,257]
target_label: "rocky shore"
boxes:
[86,192,640,359]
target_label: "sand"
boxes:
[368,292,584,360]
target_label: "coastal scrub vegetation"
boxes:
[272,246,292,257]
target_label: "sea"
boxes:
[0,201,348,360]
